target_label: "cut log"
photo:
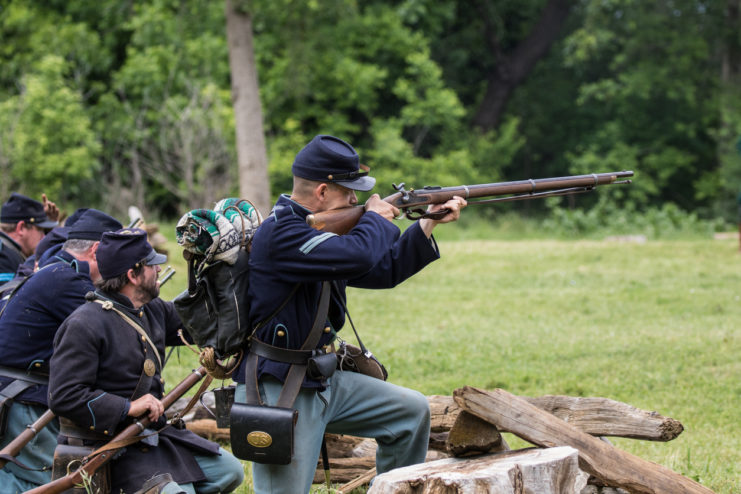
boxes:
[186,419,230,441]
[446,410,508,457]
[313,457,375,484]
[367,446,587,494]
[429,431,448,451]
[324,434,367,457]
[315,448,450,484]
[527,395,683,441]
[454,387,715,494]
[429,394,462,432]
[428,394,683,441]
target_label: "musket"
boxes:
[0,409,55,469]
[159,265,175,285]
[307,171,634,235]
[26,366,210,494]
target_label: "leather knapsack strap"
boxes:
[93,300,163,403]
[93,300,163,371]
[244,281,331,408]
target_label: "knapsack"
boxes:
[172,199,261,376]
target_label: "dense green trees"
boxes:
[1,0,739,223]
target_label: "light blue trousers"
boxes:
[0,402,58,494]
[236,370,430,494]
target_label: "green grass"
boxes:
[158,224,741,493]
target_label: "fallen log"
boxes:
[313,457,375,485]
[315,448,449,484]
[527,395,683,441]
[367,446,587,494]
[429,394,683,441]
[429,394,461,432]
[454,386,714,494]
[186,419,230,441]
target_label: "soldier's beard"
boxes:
[138,273,160,304]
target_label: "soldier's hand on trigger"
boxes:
[418,196,467,238]
[128,393,165,422]
[427,195,467,224]
[364,194,400,222]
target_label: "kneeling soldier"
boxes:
[49,228,243,493]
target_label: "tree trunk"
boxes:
[472,0,573,131]
[225,0,271,216]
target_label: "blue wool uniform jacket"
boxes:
[49,291,220,493]
[235,194,441,387]
[0,250,94,405]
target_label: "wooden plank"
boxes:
[527,395,683,441]
[429,393,683,441]
[454,386,715,494]
[337,467,376,494]
[366,446,587,494]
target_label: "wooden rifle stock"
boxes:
[306,171,634,235]
[26,366,209,494]
[0,409,56,469]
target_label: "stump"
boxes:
[367,446,587,494]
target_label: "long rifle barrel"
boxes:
[27,366,209,494]
[0,409,56,469]
[307,170,634,235]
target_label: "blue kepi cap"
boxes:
[66,209,123,241]
[1,193,57,229]
[97,228,167,280]
[292,135,376,192]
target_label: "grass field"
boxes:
[159,225,741,493]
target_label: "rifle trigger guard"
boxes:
[404,208,449,221]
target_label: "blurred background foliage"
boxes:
[1,0,740,233]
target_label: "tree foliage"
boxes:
[0,0,739,223]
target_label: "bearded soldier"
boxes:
[49,228,243,494]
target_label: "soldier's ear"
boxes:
[316,183,330,201]
[126,268,139,285]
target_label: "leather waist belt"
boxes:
[249,338,327,365]
[0,379,36,409]
[59,417,110,443]
[0,365,48,386]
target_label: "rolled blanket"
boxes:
[175,208,241,264]
[214,198,262,245]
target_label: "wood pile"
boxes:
[171,387,713,494]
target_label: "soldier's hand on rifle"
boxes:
[419,196,467,238]
[128,393,165,421]
[364,194,400,222]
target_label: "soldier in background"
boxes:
[49,228,243,494]
[0,193,59,285]
[0,209,121,493]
